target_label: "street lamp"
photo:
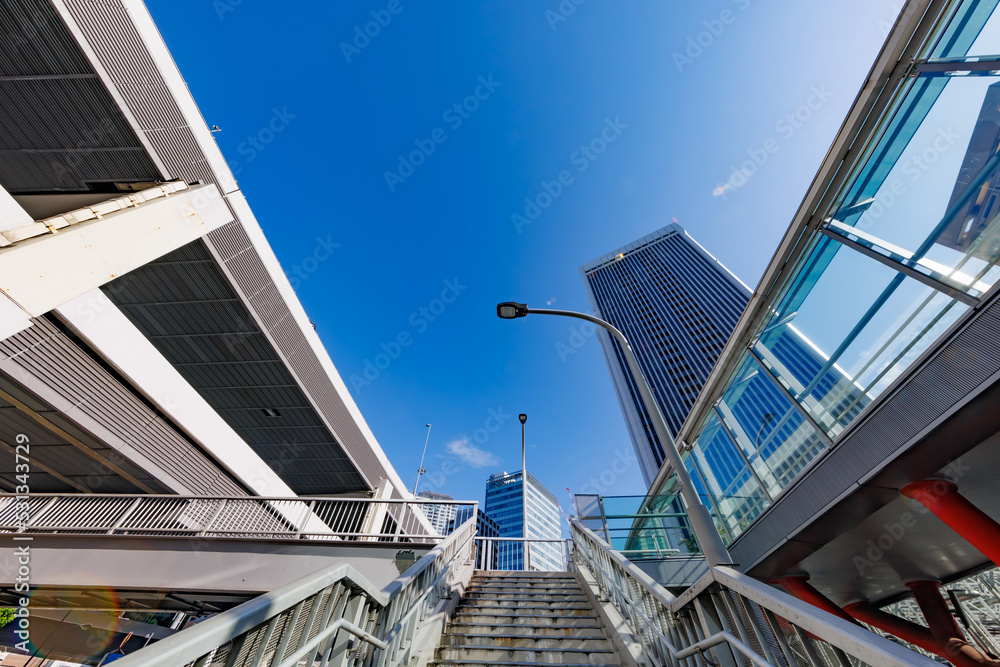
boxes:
[496,301,733,567]
[519,412,529,570]
[412,423,432,496]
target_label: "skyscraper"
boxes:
[485,471,563,571]
[580,223,751,486]
[417,491,458,536]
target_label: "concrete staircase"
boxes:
[432,571,623,666]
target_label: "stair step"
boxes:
[431,661,619,667]
[470,579,581,585]
[474,571,577,577]
[452,614,601,626]
[469,579,580,590]
[466,588,583,596]
[446,622,605,636]
[472,578,578,584]
[472,574,578,579]
[465,592,589,601]
[442,633,612,651]
[465,590,584,597]
[460,599,592,610]
[436,646,616,664]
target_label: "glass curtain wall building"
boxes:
[652,0,1000,544]
[484,471,563,571]
[581,224,751,487]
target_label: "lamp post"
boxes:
[496,301,732,567]
[412,423,432,496]
[520,413,528,571]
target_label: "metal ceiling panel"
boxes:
[0,387,161,494]
[102,242,369,495]
[0,1,159,193]
[0,317,246,496]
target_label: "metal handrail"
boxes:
[473,536,574,572]
[113,512,478,666]
[571,518,940,667]
[0,494,472,543]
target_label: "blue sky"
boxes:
[146,0,902,519]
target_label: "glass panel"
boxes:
[829,74,1000,297]
[573,494,607,541]
[928,0,1000,59]
[599,494,700,558]
[689,413,769,539]
[754,236,965,438]
[716,355,827,496]
[683,452,733,545]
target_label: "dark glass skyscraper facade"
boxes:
[581,223,751,486]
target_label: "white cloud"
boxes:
[445,437,499,469]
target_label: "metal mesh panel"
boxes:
[749,598,791,667]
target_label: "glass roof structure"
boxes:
[650,0,1000,543]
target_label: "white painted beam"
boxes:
[0,184,32,233]
[0,184,231,317]
[56,289,297,499]
[0,293,31,342]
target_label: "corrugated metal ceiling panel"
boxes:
[0,1,159,192]
[102,242,369,494]
[0,318,246,496]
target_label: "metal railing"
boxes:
[473,536,573,572]
[576,493,702,559]
[571,519,940,667]
[0,494,476,543]
[112,512,478,666]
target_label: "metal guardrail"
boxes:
[0,494,475,543]
[570,519,941,667]
[112,512,478,666]
[473,536,573,572]
[575,493,701,560]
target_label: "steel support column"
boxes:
[771,576,859,626]
[902,480,1000,568]
[907,580,965,642]
[844,601,987,667]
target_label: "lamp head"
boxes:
[497,302,529,319]
[519,413,527,424]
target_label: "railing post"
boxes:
[269,600,304,667]
[247,615,279,667]
[317,584,350,667]
[394,502,407,542]
[107,497,143,535]
[18,496,58,533]
[793,625,825,667]
[329,593,367,667]
[762,608,797,667]
[295,499,316,539]
[221,634,247,667]
[199,499,227,537]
